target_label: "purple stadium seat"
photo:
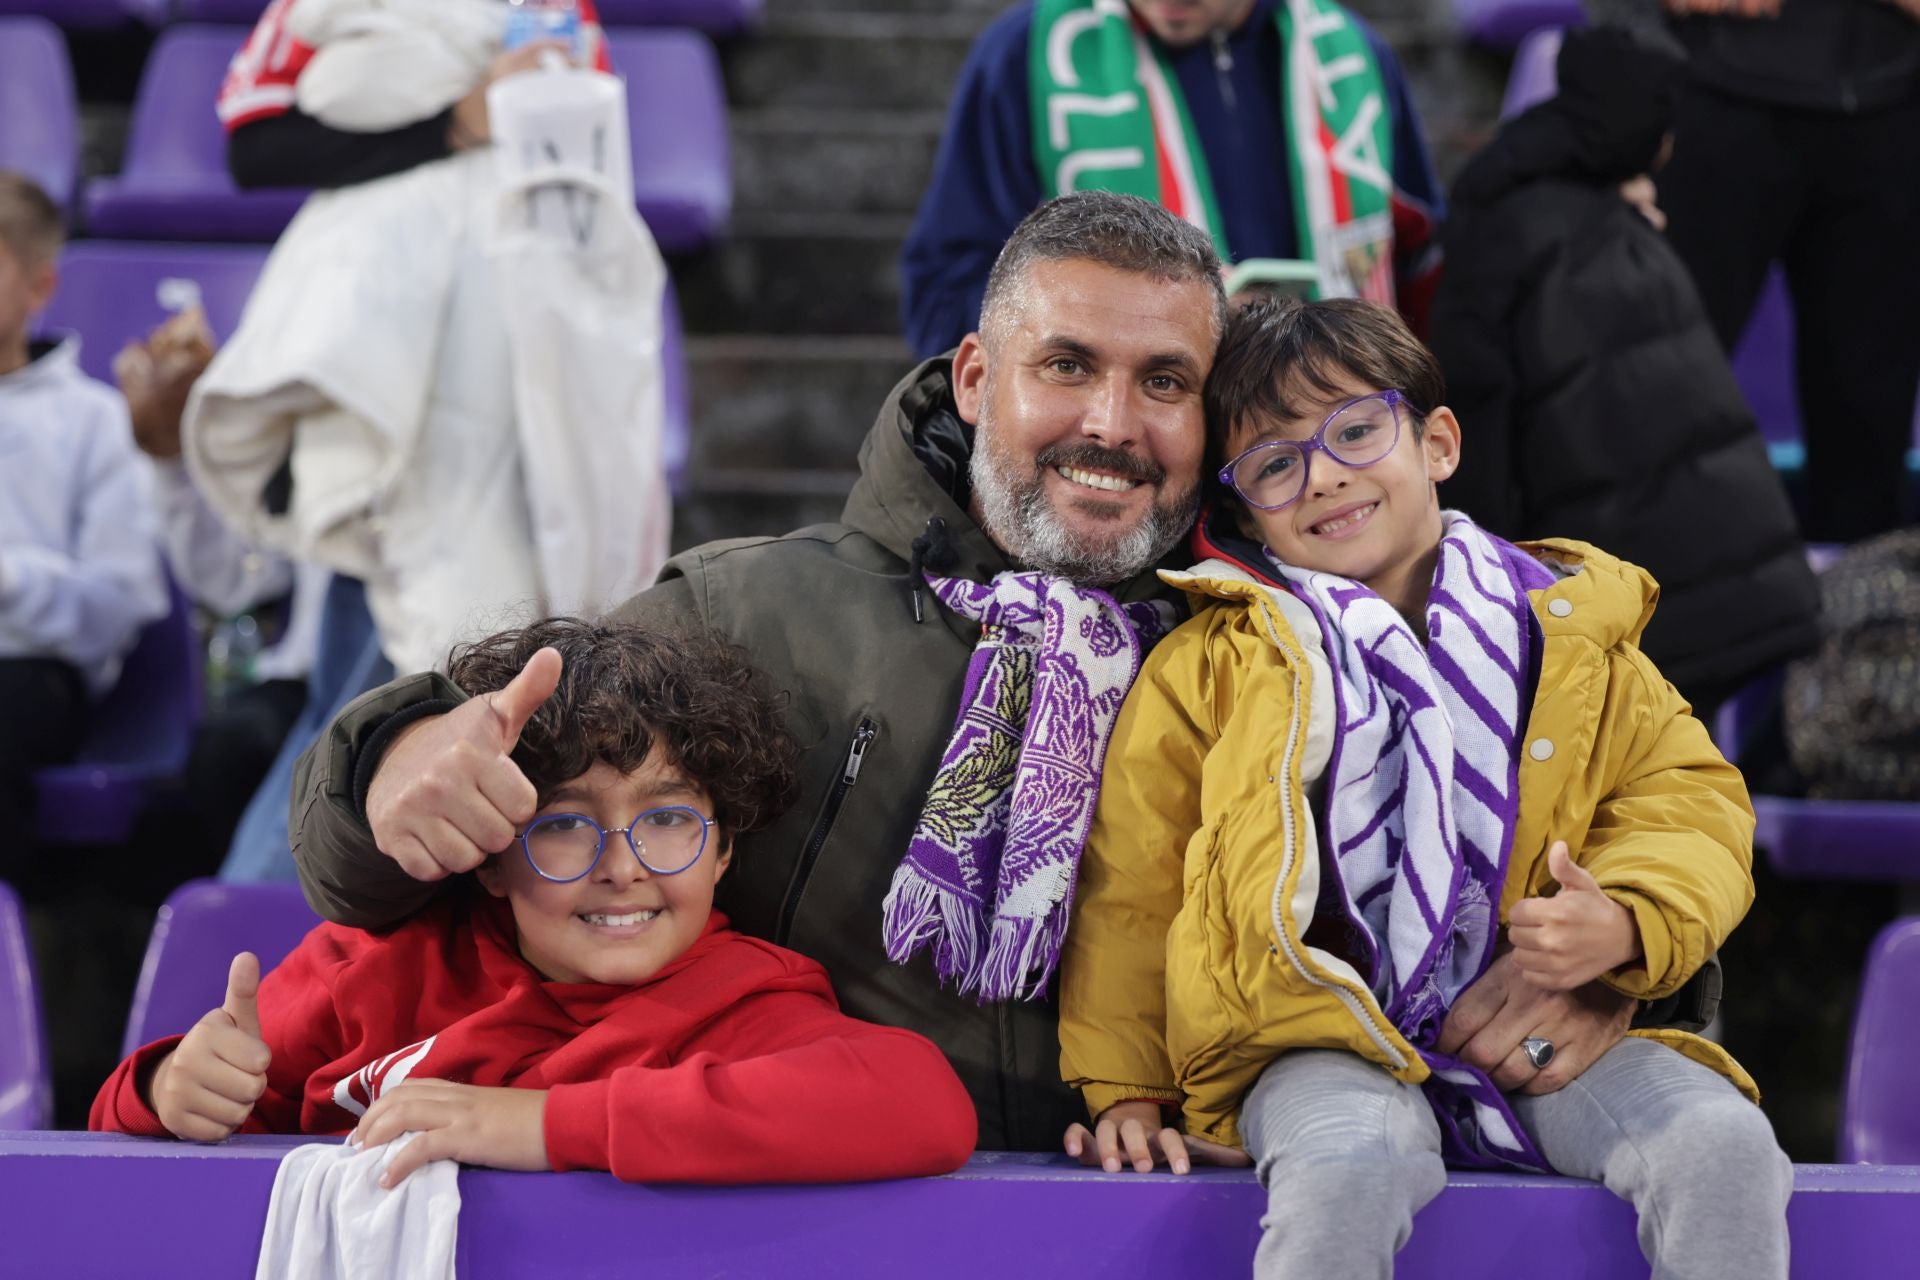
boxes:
[1499,27,1561,118]
[0,0,142,28]
[608,27,731,252]
[0,18,79,214]
[86,26,309,242]
[0,883,52,1131]
[596,0,761,34]
[1730,270,1801,446]
[33,575,202,846]
[1841,917,1920,1163]
[1456,0,1581,49]
[121,880,321,1057]
[35,240,267,380]
[663,277,689,494]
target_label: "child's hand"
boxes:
[1063,1100,1251,1175]
[149,952,271,1142]
[1507,843,1643,991]
[350,1081,551,1188]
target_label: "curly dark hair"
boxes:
[445,618,796,836]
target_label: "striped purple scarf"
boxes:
[882,572,1176,1002]
[1269,512,1557,1171]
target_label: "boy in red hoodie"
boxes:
[93,619,978,1186]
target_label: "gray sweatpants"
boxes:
[1236,1040,1792,1280]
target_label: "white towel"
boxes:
[256,1135,460,1280]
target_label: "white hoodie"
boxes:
[0,336,169,694]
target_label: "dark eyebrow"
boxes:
[1145,350,1202,378]
[1035,335,1099,362]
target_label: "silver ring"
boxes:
[1522,1037,1556,1070]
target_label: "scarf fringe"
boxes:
[971,910,1068,1004]
[881,864,988,990]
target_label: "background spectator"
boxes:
[900,0,1444,359]
[0,171,168,837]
[1655,0,1920,542]
[1430,26,1820,723]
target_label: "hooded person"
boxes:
[1427,26,1819,723]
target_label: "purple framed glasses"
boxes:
[1218,390,1407,512]
[516,805,715,883]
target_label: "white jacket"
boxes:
[0,338,169,694]
[185,0,669,674]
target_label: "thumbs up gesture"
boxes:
[365,647,564,882]
[1506,843,1643,991]
[149,952,274,1143]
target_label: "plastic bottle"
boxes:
[503,0,583,62]
[204,611,264,709]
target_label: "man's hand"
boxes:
[364,647,562,882]
[1618,175,1668,232]
[448,40,574,149]
[1878,0,1920,21]
[1507,842,1643,991]
[149,952,271,1142]
[1063,1099,1251,1175]
[350,1081,551,1188]
[1437,948,1634,1095]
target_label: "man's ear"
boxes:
[1422,406,1462,484]
[951,332,988,426]
[474,855,509,900]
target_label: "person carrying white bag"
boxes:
[186,0,670,678]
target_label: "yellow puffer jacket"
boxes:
[1058,540,1758,1149]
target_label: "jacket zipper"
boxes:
[1253,600,1406,1069]
[775,717,878,946]
[1212,29,1238,112]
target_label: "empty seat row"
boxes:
[0,0,760,36]
[0,18,732,253]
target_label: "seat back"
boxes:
[1455,0,1581,48]
[606,26,731,252]
[0,882,52,1130]
[1841,917,1920,1162]
[122,880,322,1057]
[35,241,268,381]
[117,25,241,187]
[173,0,268,20]
[1499,27,1561,118]
[596,0,761,34]
[0,17,79,212]
[0,0,140,29]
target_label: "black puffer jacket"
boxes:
[1431,28,1820,709]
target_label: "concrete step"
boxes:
[686,333,915,472]
[731,108,946,218]
[723,11,992,112]
[675,212,911,336]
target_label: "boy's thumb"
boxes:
[489,647,563,750]
[223,951,262,1039]
[1548,841,1601,895]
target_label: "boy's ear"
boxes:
[473,854,509,900]
[713,834,734,881]
[1422,406,1462,484]
[24,259,57,318]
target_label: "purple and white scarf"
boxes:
[882,572,1176,1002]
[1268,512,1557,1171]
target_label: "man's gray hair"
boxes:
[978,191,1227,344]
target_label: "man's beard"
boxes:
[969,409,1200,587]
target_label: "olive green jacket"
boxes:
[289,357,1185,1151]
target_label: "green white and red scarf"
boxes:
[1029,0,1398,305]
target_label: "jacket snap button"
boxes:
[1548,599,1573,617]
[1529,738,1555,761]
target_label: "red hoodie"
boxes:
[217,0,615,131]
[92,897,977,1184]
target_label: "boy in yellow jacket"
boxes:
[1057,297,1791,1278]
